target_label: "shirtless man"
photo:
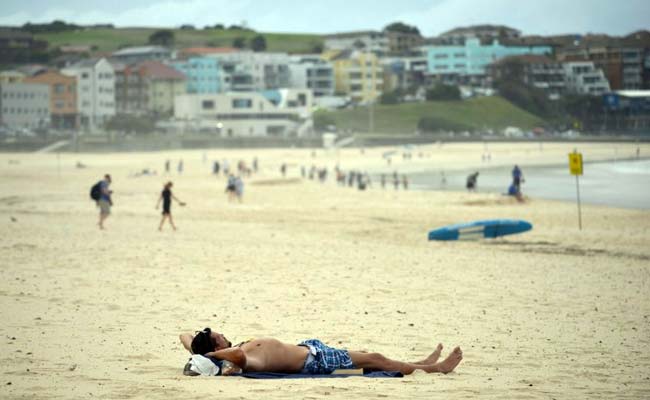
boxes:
[179,328,462,375]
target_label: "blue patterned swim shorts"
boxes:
[298,339,356,374]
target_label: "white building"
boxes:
[111,46,172,64]
[62,58,116,129]
[288,55,334,97]
[174,89,313,137]
[324,31,390,54]
[0,82,50,130]
[206,51,292,92]
[563,61,610,96]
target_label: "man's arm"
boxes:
[205,347,247,369]
[179,333,194,353]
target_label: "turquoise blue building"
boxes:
[170,57,221,94]
[426,38,552,83]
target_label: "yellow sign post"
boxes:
[568,150,583,230]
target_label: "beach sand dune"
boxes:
[0,143,649,399]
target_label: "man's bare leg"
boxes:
[99,213,108,230]
[159,215,167,231]
[349,346,462,375]
[169,214,177,230]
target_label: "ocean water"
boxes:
[407,159,650,209]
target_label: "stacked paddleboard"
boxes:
[428,219,532,241]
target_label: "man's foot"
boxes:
[426,347,462,374]
[416,343,443,364]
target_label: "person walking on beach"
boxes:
[381,174,386,189]
[280,163,287,178]
[466,172,479,192]
[402,175,409,190]
[165,160,170,174]
[234,176,244,203]
[180,327,462,376]
[96,174,113,230]
[512,165,523,191]
[156,181,185,231]
[178,159,184,175]
[225,174,237,202]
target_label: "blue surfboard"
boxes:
[428,219,532,241]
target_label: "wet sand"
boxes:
[1,142,649,399]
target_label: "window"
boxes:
[82,73,89,79]
[54,84,65,94]
[202,100,215,109]
[434,54,448,59]
[55,100,65,109]
[232,98,252,108]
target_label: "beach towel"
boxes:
[234,371,403,379]
[183,355,403,379]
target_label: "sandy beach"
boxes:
[1,142,649,399]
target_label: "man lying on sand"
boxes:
[180,327,462,375]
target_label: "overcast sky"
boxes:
[1,0,648,36]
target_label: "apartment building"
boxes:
[288,55,334,97]
[439,25,521,44]
[323,50,383,103]
[169,57,221,94]
[0,30,48,64]
[488,55,566,97]
[555,31,650,90]
[25,71,78,129]
[0,82,50,130]
[0,70,25,84]
[62,58,115,129]
[563,61,611,95]
[385,31,424,55]
[381,56,428,92]
[114,61,186,116]
[425,38,552,86]
[206,51,291,91]
[324,31,390,54]
[174,89,313,137]
[111,46,172,64]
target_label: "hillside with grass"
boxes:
[315,96,544,134]
[35,27,323,53]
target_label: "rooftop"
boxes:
[112,46,170,56]
[137,61,186,80]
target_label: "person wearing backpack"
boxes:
[94,174,112,230]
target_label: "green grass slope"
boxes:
[36,28,323,53]
[316,96,544,134]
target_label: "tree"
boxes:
[494,79,554,118]
[179,24,195,30]
[314,112,337,131]
[250,35,266,52]
[232,37,246,49]
[418,116,470,133]
[379,89,404,105]
[148,30,174,46]
[425,84,461,101]
[311,41,324,53]
[383,22,420,35]
[106,114,156,134]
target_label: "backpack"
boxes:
[90,181,102,201]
